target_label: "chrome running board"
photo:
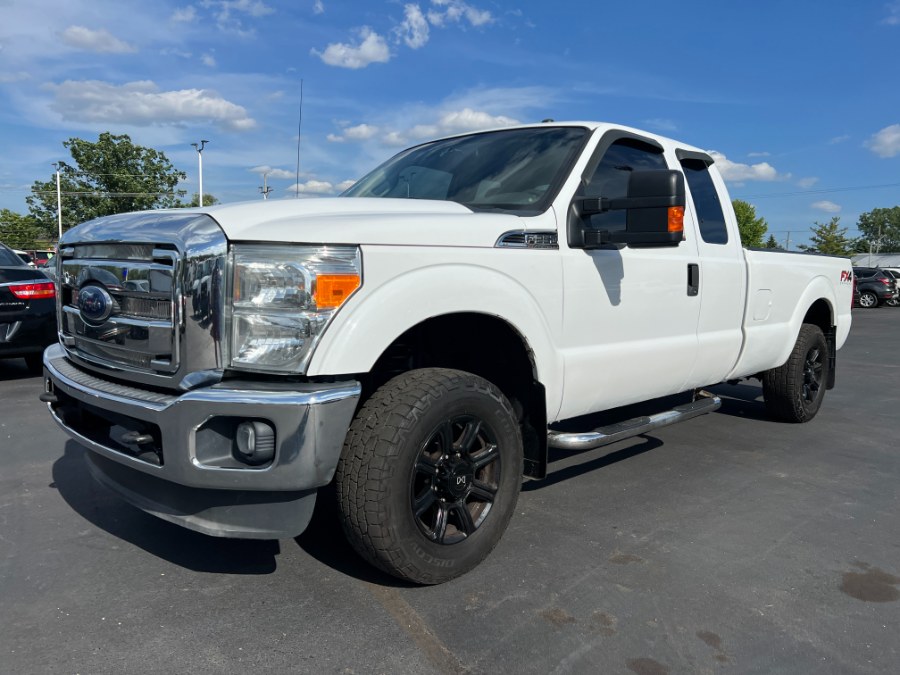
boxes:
[547,393,721,451]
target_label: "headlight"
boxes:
[230,244,361,372]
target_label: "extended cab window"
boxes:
[584,138,667,233]
[681,159,728,245]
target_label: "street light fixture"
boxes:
[190,140,209,207]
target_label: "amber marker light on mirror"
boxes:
[315,274,361,309]
[668,206,685,234]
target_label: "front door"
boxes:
[556,133,701,421]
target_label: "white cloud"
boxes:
[437,108,518,133]
[249,166,297,180]
[797,177,819,189]
[50,80,256,131]
[828,134,850,144]
[313,0,324,13]
[865,124,900,158]
[336,180,357,192]
[0,71,30,83]
[708,151,786,182]
[60,26,137,54]
[312,27,391,69]
[882,1,900,24]
[747,151,770,158]
[395,4,430,48]
[428,0,493,27]
[383,131,408,146]
[811,200,841,213]
[201,53,217,67]
[328,123,381,143]
[205,0,275,36]
[342,107,518,147]
[642,118,677,132]
[171,6,197,22]
[286,180,338,195]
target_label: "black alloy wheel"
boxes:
[411,415,500,545]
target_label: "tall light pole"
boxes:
[259,172,273,199]
[191,140,209,207]
[52,162,62,240]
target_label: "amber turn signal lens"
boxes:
[668,206,685,233]
[315,274,360,309]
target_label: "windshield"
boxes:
[342,126,589,214]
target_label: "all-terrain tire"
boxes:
[762,324,829,423]
[335,368,523,584]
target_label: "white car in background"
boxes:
[882,268,900,306]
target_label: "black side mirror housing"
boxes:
[571,170,686,249]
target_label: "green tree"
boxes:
[0,209,44,249]
[765,234,780,249]
[732,199,768,248]
[27,133,186,234]
[800,216,852,256]
[176,193,220,208]
[856,206,900,252]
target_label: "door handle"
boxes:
[687,263,699,296]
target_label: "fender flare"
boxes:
[307,263,565,419]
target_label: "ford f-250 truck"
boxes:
[42,122,853,584]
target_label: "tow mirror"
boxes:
[574,170,685,248]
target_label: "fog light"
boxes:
[235,420,276,465]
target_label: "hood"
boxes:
[199,197,527,247]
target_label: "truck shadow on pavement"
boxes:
[708,382,772,421]
[0,358,39,381]
[52,442,281,574]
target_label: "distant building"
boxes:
[851,252,900,268]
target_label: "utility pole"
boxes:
[52,163,62,240]
[867,221,882,266]
[191,140,209,206]
[784,231,792,251]
[259,172,273,199]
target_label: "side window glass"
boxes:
[681,159,728,244]
[584,139,667,232]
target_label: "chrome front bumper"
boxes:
[42,343,361,538]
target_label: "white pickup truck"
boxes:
[42,122,853,583]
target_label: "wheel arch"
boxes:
[360,312,549,478]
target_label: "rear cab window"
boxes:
[680,158,728,245]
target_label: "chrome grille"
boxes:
[56,211,228,390]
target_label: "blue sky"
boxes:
[1,0,898,247]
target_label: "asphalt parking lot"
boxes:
[2,308,898,675]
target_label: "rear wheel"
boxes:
[335,368,523,584]
[885,296,900,307]
[858,291,879,308]
[762,324,829,423]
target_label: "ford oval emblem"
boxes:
[78,285,114,323]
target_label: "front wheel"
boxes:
[762,324,830,423]
[335,368,523,584]
[885,296,900,307]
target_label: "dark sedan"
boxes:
[0,243,57,371]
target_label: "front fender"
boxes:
[307,247,565,419]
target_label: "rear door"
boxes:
[676,153,745,387]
